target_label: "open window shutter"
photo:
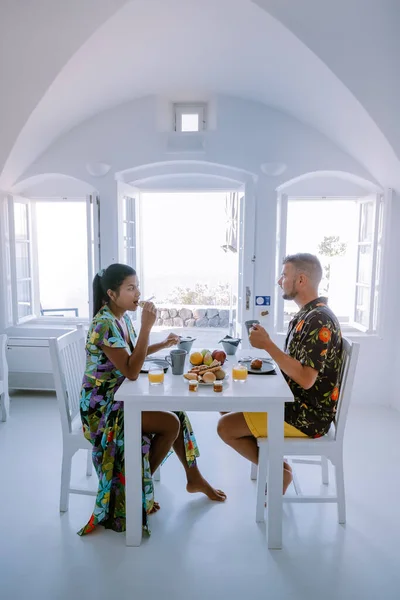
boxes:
[234,184,256,345]
[86,194,101,318]
[0,196,13,327]
[274,192,288,332]
[8,196,35,324]
[352,194,381,332]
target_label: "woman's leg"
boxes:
[171,423,227,502]
[142,411,180,475]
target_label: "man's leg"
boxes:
[217,412,259,463]
[217,412,293,494]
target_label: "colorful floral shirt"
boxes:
[283,297,343,437]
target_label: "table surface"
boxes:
[116,349,294,409]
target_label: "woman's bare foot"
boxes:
[186,474,227,502]
[147,501,161,514]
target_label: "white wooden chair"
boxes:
[0,334,10,421]
[252,337,360,524]
[49,327,96,512]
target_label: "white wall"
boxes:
[5,95,399,408]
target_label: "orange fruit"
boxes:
[190,351,203,366]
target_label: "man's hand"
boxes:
[249,324,271,350]
[163,333,180,348]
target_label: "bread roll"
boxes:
[251,358,263,370]
[184,373,198,381]
[215,369,226,380]
[202,371,216,383]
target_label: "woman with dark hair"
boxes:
[78,263,226,536]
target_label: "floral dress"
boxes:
[78,305,199,536]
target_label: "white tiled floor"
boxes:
[1,393,399,600]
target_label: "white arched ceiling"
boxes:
[0,0,128,184]
[11,174,97,197]
[117,160,256,186]
[253,0,400,161]
[277,171,382,195]
[1,0,399,190]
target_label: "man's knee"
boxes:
[217,415,231,441]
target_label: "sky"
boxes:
[35,201,89,318]
[285,199,358,317]
[140,192,238,303]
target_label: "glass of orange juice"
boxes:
[148,366,164,385]
[232,363,248,382]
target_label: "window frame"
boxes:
[350,194,386,333]
[173,103,207,132]
[7,195,100,326]
[276,193,387,336]
[8,196,35,324]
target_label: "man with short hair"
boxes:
[217,253,343,493]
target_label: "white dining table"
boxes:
[115,349,294,549]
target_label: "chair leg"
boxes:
[256,450,268,523]
[154,467,161,482]
[86,448,93,477]
[250,462,257,481]
[0,392,9,422]
[321,455,329,485]
[60,450,72,512]
[335,455,346,524]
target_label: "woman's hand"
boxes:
[163,333,180,348]
[141,301,157,330]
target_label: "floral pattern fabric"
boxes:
[283,297,343,437]
[78,305,199,536]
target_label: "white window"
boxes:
[122,195,137,268]
[0,197,13,327]
[8,198,34,322]
[174,103,206,132]
[354,195,385,332]
[276,193,386,334]
[7,195,100,324]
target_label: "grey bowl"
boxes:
[177,338,195,353]
[222,340,238,355]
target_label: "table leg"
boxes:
[124,403,143,546]
[266,403,285,549]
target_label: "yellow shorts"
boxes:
[243,412,308,439]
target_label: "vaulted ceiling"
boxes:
[1,0,399,189]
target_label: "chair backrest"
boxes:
[0,334,8,385]
[334,337,360,441]
[49,327,87,437]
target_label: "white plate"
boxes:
[183,374,229,386]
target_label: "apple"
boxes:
[201,349,210,357]
[212,350,227,365]
[203,352,213,366]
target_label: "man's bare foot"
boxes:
[186,476,227,502]
[283,468,293,495]
[283,461,292,474]
[147,501,161,514]
[265,467,293,505]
